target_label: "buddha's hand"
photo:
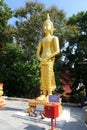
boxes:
[39,57,48,63]
[41,58,48,62]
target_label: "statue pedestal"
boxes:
[0,83,6,107]
[27,95,63,116]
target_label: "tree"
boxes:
[0,0,12,50]
[2,1,85,99]
[13,1,67,58]
[13,1,68,96]
[0,43,40,98]
[62,11,87,101]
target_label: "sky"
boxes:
[4,0,87,24]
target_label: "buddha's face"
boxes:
[43,22,52,34]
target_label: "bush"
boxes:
[0,43,40,98]
[69,91,84,103]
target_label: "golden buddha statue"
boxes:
[36,14,60,100]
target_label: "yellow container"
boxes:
[0,83,3,96]
[0,83,6,107]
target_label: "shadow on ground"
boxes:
[0,106,24,111]
[24,124,44,130]
[62,120,87,130]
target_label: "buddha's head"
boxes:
[43,14,54,34]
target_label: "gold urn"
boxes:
[0,83,6,107]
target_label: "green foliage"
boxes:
[62,11,87,84]
[12,2,67,97]
[13,1,67,58]
[0,0,12,46]
[69,91,84,103]
[1,1,87,101]
[0,43,40,98]
[54,54,65,94]
[0,1,66,98]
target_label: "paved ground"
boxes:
[0,98,87,130]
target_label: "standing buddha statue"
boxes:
[36,14,60,100]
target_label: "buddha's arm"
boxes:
[36,41,42,61]
[37,41,48,62]
[48,36,60,60]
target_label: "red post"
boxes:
[51,118,56,130]
[44,103,59,130]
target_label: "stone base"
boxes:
[13,108,70,128]
[36,95,63,115]
[59,103,63,114]
[27,99,63,119]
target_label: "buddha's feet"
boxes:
[36,95,48,102]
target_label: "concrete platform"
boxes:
[0,99,87,130]
[13,107,70,128]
